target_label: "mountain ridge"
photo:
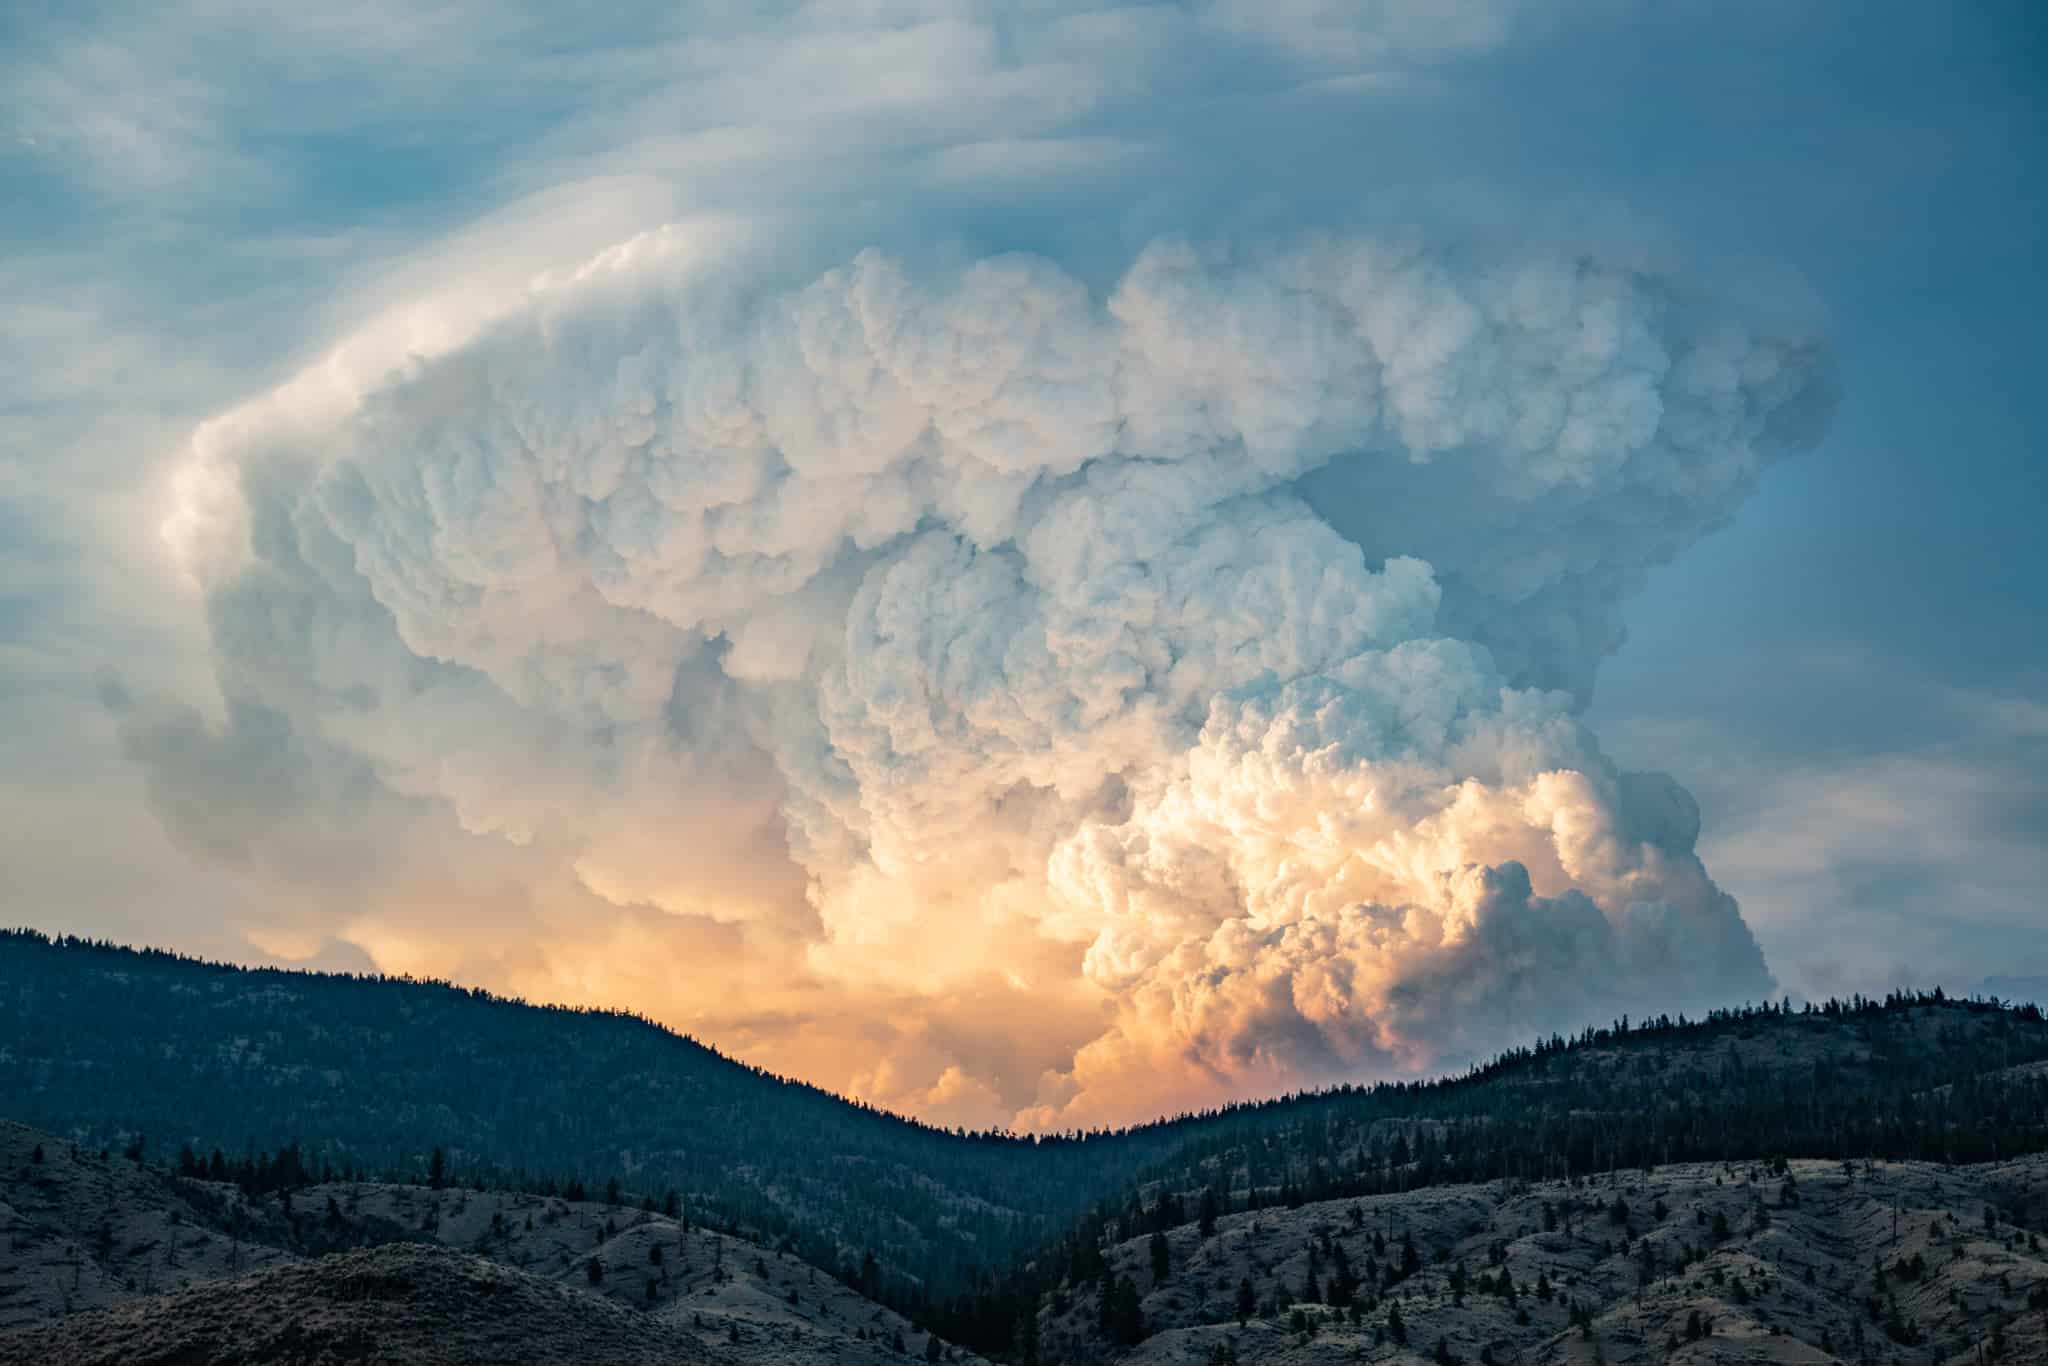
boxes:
[7,928,2048,1359]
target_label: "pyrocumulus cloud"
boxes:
[124,5,1837,1129]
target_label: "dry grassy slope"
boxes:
[303,1180,983,1364]
[0,1119,299,1329]
[0,1120,984,1366]
[1043,1158,2048,1366]
[0,1242,731,1366]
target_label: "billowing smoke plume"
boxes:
[143,224,1832,1127]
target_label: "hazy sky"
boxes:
[3,2,2043,1128]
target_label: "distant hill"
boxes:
[7,928,2048,1356]
[0,928,1187,1301]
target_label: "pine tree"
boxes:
[1111,1276,1145,1346]
[1330,1241,1356,1306]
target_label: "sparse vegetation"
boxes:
[8,931,2048,1361]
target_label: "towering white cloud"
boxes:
[138,216,1832,1127]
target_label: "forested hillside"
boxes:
[7,928,2048,1331]
[0,929,1172,1298]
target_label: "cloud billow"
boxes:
[140,219,1832,1126]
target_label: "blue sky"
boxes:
[2,1,2043,1121]
[1578,4,2048,996]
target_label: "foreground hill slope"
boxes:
[1049,1157,2048,1365]
[0,1241,729,1366]
[0,1118,301,1327]
[0,1121,980,1365]
[8,1114,2047,1364]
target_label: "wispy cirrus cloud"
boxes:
[1597,651,2048,1001]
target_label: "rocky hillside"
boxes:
[0,1121,981,1365]
[1040,1157,2048,1365]
[916,999,2048,1354]
[0,1119,303,1327]
[11,1115,2048,1364]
